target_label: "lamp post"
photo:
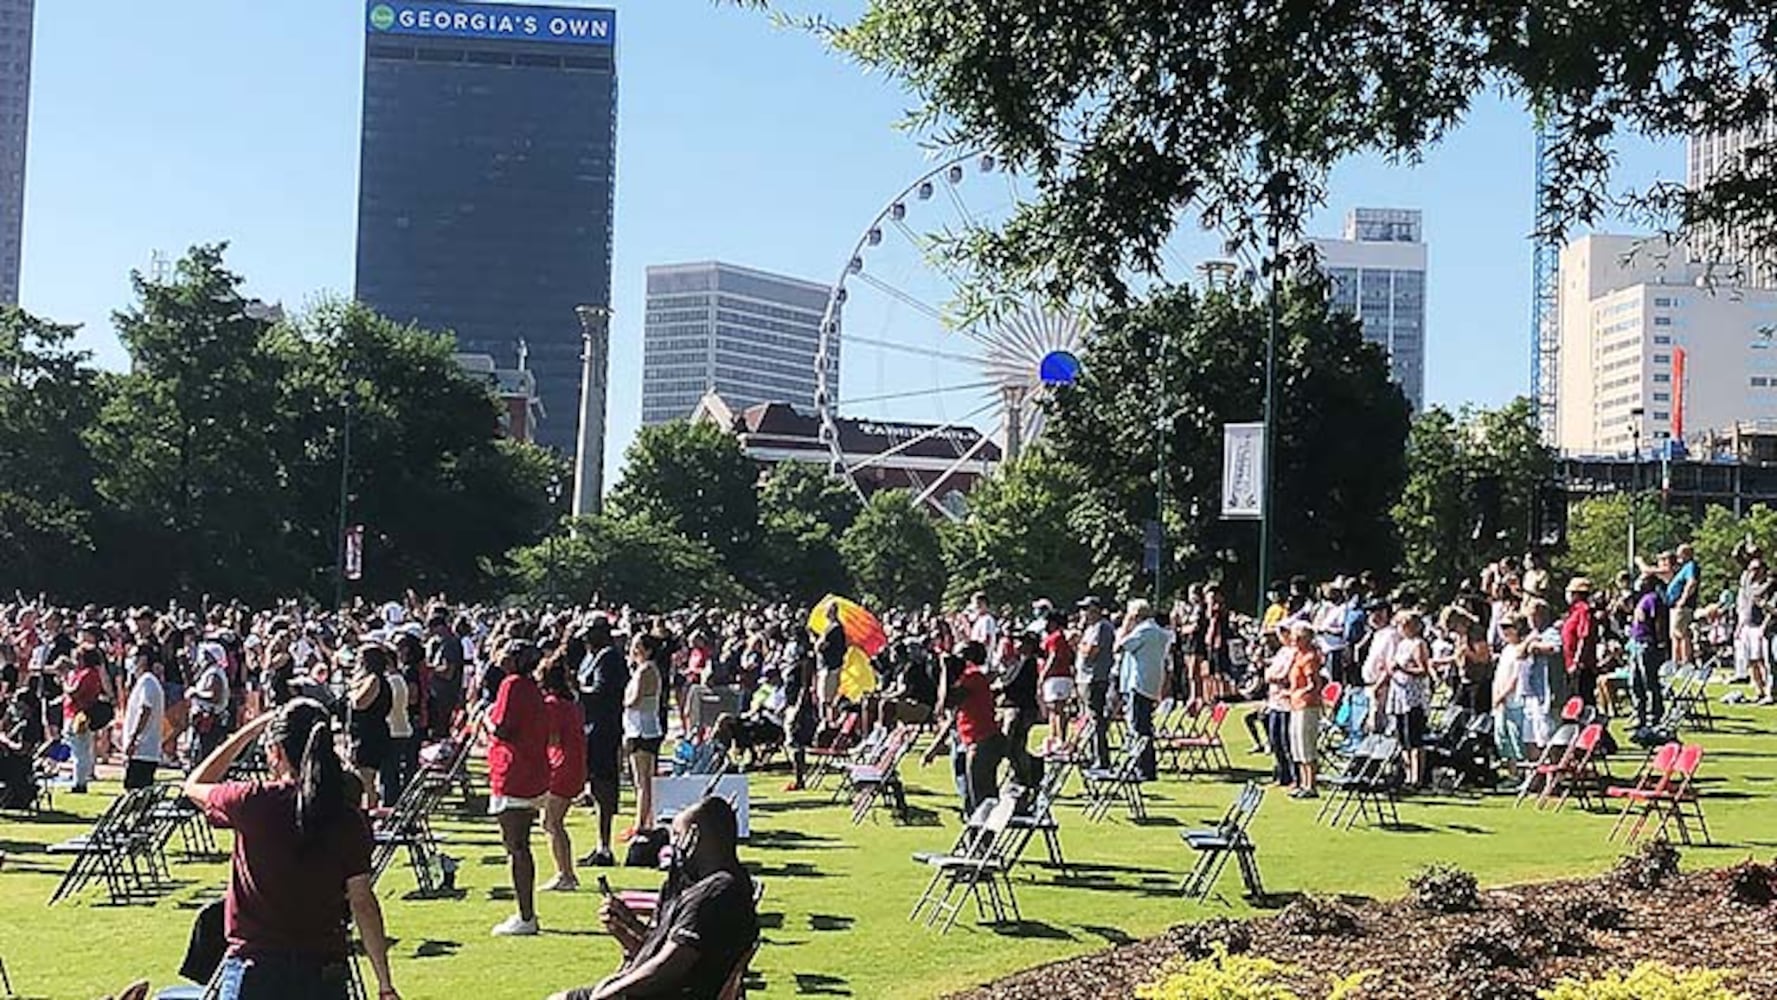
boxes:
[1256,223,1282,621]
[573,304,612,520]
[334,373,355,610]
[1627,406,1645,577]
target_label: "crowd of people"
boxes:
[4,532,1767,997]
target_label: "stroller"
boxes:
[1427,713,1498,793]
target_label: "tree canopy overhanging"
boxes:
[744,0,1777,299]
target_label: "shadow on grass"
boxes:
[403,886,468,902]
[747,829,839,851]
[793,971,852,995]
[413,939,461,959]
[748,861,830,880]
[991,919,1076,940]
[808,913,854,932]
[1079,923,1136,946]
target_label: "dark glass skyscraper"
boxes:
[354,1,617,456]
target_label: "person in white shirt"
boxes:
[121,649,166,790]
[382,658,414,806]
[967,593,1000,662]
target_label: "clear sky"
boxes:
[21,1,1685,476]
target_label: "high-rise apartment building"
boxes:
[1688,119,1777,289]
[354,1,617,457]
[1554,233,1777,455]
[1309,207,1429,410]
[0,0,32,305]
[641,262,836,426]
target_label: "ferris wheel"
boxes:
[814,151,1256,519]
[813,153,1092,518]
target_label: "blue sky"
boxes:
[21,1,1684,474]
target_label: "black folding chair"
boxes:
[1080,735,1150,822]
[1006,763,1068,872]
[1179,780,1264,901]
[48,786,163,904]
[908,794,1021,932]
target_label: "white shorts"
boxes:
[1042,678,1076,705]
[1521,696,1552,746]
[487,794,542,815]
[1737,625,1767,666]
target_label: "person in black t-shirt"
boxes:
[576,615,624,867]
[553,796,758,1000]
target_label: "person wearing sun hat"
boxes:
[1560,577,1599,707]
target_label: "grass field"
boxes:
[3,702,1775,1000]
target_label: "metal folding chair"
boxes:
[1179,780,1264,901]
[909,794,1022,932]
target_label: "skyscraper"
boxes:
[1554,233,1777,455]
[1688,120,1777,289]
[0,0,32,305]
[641,261,836,425]
[354,1,617,457]
[1309,208,1429,411]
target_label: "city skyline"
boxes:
[19,1,1686,477]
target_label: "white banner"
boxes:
[1222,422,1265,520]
[345,525,365,581]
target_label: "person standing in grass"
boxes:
[183,700,398,1000]
[539,649,586,893]
[576,615,624,866]
[622,633,665,842]
[486,639,550,937]
[1285,622,1325,799]
[120,645,165,791]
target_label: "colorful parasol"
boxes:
[808,595,888,658]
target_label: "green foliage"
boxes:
[1043,280,1408,605]
[941,447,1091,608]
[1393,399,1555,600]
[608,420,761,570]
[752,462,860,602]
[1691,505,1777,596]
[1564,495,1694,590]
[1136,945,1371,1000]
[508,514,752,610]
[1539,962,1744,1000]
[784,0,1777,307]
[839,490,945,610]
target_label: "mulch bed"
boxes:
[951,851,1777,999]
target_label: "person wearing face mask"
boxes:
[549,796,758,1000]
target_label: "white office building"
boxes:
[1555,233,1777,455]
[0,0,31,305]
[1687,119,1777,289]
[1308,208,1428,410]
[641,261,836,426]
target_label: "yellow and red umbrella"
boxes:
[808,595,887,657]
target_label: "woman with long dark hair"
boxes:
[538,648,586,892]
[183,699,398,1000]
[485,639,550,936]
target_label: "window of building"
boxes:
[1653,354,1670,363]
[1653,411,1670,421]
[1755,377,1771,387]
[1654,316,1672,326]
[1653,297,1672,307]
[1653,335,1671,345]
[1652,392,1671,402]
[1653,373,1671,383]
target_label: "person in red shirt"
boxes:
[1560,577,1598,707]
[946,642,1005,812]
[182,699,398,1000]
[1038,610,1077,754]
[485,640,550,936]
[538,648,587,894]
[62,649,105,793]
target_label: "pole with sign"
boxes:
[1221,422,1265,521]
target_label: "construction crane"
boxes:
[1530,120,1560,443]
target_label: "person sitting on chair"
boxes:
[551,796,758,1000]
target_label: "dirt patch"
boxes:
[950,857,1777,999]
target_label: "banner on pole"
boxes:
[345,525,365,581]
[1221,422,1264,520]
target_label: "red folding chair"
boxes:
[1172,702,1232,775]
[1606,742,1680,842]
[1621,744,1709,845]
[804,713,862,789]
[1321,682,1344,709]
[1535,722,1603,812]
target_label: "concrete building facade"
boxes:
[0,0,31,304]
[1309,207,1428,410]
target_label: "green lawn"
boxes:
[4,703,1776,1000]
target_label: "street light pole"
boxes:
[334,378,354,610]
[1256,222,1281,620]
[1627,407,1644,577]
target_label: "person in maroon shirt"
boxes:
[182,699,397,1000]
[484,639,550,936]
[62,649,105,793]
[538,648,587,894]
[947,642,1005,812]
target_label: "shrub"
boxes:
[1720,861,1777,907]
[1538,961,1744,1000]
[1453,973,1536,1000]
[1167,916,1253,959]
[1135,945,1372,1000]
[1556,890,1628,931]
[1274,895,1362,937]
[1410,863,1481,914]
[1443,922,1527,976]
[1612,839,1682,890]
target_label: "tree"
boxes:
[941,447,1092,608]
[88,245,302,602]
[0,308,107,593]
[1043,279,1409,606]
[279,300,559,600]
[766,1,1777,304]
[508,514,752,610]
[752,462,859,602]
[1564,494,1693,590]
[838,490,945,610]
[1690,504,1777,593]
[608,421,761,571]
[1394,398,1555,599]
